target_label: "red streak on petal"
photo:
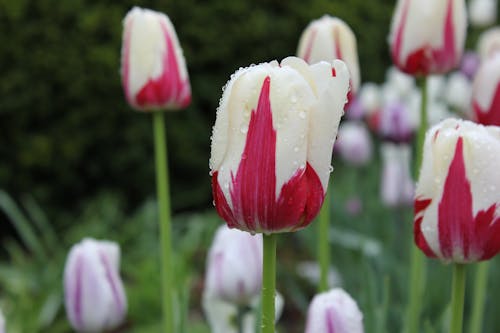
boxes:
[438,137,500,261]
[391,0,410,71]
[135,23,191,109]
[414,198,436,258]
[212,77,325,233]
[326,307,336,333]
[333,27,343,61]
[474,83,500,126]
[303,29,317,63]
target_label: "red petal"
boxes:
[474,83,500,126]
[135,24,191,109]
[414,198,436,258]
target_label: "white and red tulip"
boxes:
[336,121,373,166]
[468,0,497,28]
[64,238,127,332]
[389,0,467,75]
[204,225,263,305]
[305,288,364,333]
[297,15,360,105]
[472,53,500,126]
[414,119,500,263]
[210,57,350,233]
[121,7,191,111]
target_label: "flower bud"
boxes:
[478,27,500,60]
[468,0,497,28]
[472,53,500,126]
[297,15,360,102]
[210,57,349,233]
[380,143,414,207]
[121,7,191,111]
[205,225,263,305]
[389,0,467,75]
[414,119,500,263]
[305,288,364,333]
[64,238,127,332]
[336,121,373,166]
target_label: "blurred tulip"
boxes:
[380,101,415,143]
[414,119,500,263]
[305,288,364,333]
[297,15,360,99]
[469,0,497,28]
[389,0,467,75]
[210,57,349,233]
[205,225,263,305]
[472,53,500,125]
[459,51,481,79]
[121,7,191,111]
[64,238,127,332]
[386,66,415,99]
[202,289,284,333]
[478,27,500,60]
[336,121,373,166]
[0,308,4,333]
[359,83,381,115]
[445,71,472,115]
[345,98,365,120]
[380,143,414,207]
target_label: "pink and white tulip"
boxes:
[336,121,373,166]
[379,101,415,143]
[472,53,500,126]
[380,143,414,207]
[389,0,467,75]
[414,119,500,263]
[121,7,191,111]
[64,238,127,332]
[205,225,263,305]
[210,57,349,233]
[305,288,364,333]
[297,15,360,102]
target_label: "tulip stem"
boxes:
[318,189,331,292]
[153,111,174,333]
[450,264,466,333]
[468,261,489,333]
[404,76,428,333]
[261,233,276,333]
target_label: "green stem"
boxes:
[450,264,467,333]
[468,262,489,333]
[261,234,277,333]
[404,76,428,333]
[236,305,248,333]
[318,190,331,292]
[153,112,174,333]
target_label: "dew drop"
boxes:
[293,146,299,152]
[490,185,496,192]
[224,182,230,189]
[291,95,297,103]
[241,154,247,160]
[240,124,248,134]
[328,165,334,173]
[209,170,214,176]
[212,200,216,207]
[299,111,306,119]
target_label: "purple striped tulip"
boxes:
[63,238,127,332]
[305,288,364,333]
[205,225,263,305]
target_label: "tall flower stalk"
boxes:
[318,190,331,292]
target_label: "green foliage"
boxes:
[0,0,396,217]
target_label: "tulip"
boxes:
[305,288,364,333]
[414,119,500,263]
[389,0,467,75]
[335,121,373,166]
[477,27,500,60]
[459,51,480,80]
[380,143,414,207]
[0,308,4,333]
[64,238,127,332]
[472,53,500,126]
[297,15,360,101]
[386,66,415,99]
[359,83,381,115]
[380,101,415,143]
[469,0,497,28]
[121,7,191,111]
[210,57,349,233]
[205,225,263,305]
[445,72,472,115]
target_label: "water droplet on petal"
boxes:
[240,124,248,134]
[299,111,306,119]
[294,146,299,152]
[328,165,334,172]
[291,95,297,103]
